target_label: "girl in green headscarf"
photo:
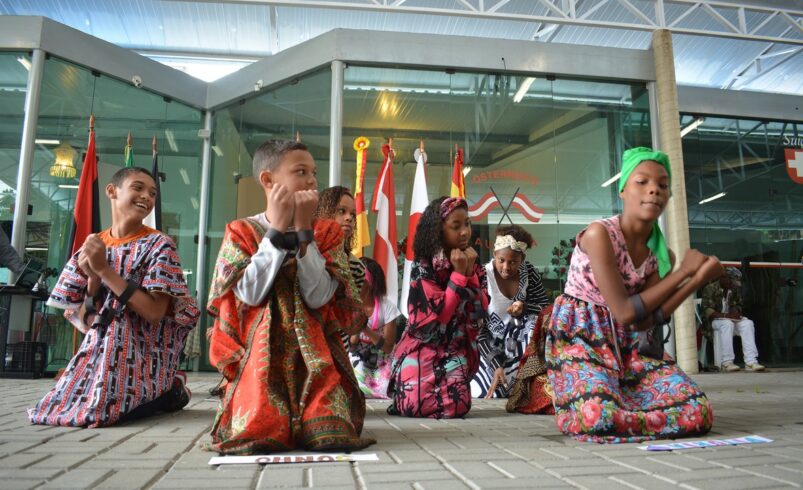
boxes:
[541,146,724,443]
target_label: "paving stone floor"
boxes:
[1,370,802,489]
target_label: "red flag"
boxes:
[372,142,398,306]
[68,115,100,256]
[399,143,428,317]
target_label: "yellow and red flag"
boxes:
[450,145,466,198]
[352,137,371,257]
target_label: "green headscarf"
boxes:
[617,147,672,277]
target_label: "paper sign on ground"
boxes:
[209,453,379,465]
[638,435,772,451]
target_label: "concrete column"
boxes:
[652,29,697,374]
[10,49,45,268]
[192,110,213,372]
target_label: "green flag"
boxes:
[124,132,134,167]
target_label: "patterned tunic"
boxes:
[546,215,713,443]
[206,218,373,455]
[387,259,488,419]
[471,260,549,398]
[28,228,199,427]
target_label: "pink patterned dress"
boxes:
[387,258,488,418]
[28,229,199,427]
[547,216,713,443]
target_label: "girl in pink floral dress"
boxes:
[387,197,488,418]
[546,147,721,443]
[349,257,400,398]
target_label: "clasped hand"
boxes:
[449,246,478,276]
[266,184,319,232]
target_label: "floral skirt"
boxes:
[350,348,391,399]
[545,294,714,443]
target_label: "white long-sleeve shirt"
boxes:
[233,213,339,309]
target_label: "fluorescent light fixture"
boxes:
[601,172,621,188]
[25,247,48,251]
[17,57,31,71]
[513,77,536,103]
[179,168,190,185]
[680,117,706,137]
[58,184,79,189]
[190,197,199,210]
[35,139,60,145]
[462,166,472,177]
[698,192,726,204]
[211,145,224,157]
[165,129,179,152]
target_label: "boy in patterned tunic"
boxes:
[206,140,372,454]
[29,167,199,427]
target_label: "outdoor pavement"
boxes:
[1,370,802,489]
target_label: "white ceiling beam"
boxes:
[617,0,655,26]
[159,0,803,45]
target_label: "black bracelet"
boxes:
[296,229,314,244]
[82,293,98,325]
[629,294,647,323]
[266,227,300,250]
[117,280,139,306]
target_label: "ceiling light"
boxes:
[211,145,224,157]
[165,129,179,152]
[50,142,78,179]
[513,77,535,103]
[17,57,32,71]
[179,168,190,185]
[58,184,79,189]
[698,192,726,204]
[601,172,621,188]
[680,117,706,137]
[190,197,199,210]
[35,139,60,145]
[462,166,472,177]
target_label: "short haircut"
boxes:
[252,139,308,178]
[109,166,155,188]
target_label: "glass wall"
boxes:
[0,51,28,252]
[683,116,803,366]
[203,68,332,369]
[342,66,652,297]
[0,51,29,371]
[26,56,203,370]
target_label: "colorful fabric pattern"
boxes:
[506,305,555,414]
[29,229,199,427]
[349,298,399,399]
[387,260,488,419]
[546,217,713,443]
[206,218,373,455]
[471,260,549,398]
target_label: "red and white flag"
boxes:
[399,145,429,317]
[785,148,803,184]
[372,142,398,306]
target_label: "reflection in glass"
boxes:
[683,116,802,366]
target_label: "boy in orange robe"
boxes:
[207,140,372,455]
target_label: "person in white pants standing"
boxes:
[701,267,765,372]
